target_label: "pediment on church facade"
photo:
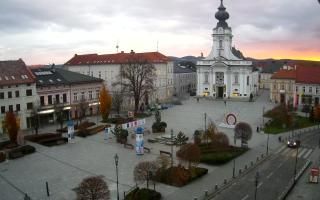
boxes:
[212,62,229,68]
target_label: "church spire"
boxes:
[215,0,230,28]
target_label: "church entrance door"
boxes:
[217,87,224,98]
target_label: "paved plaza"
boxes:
[0,90,291,200]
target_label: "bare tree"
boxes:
[30,105,40,135]
[112,90,124,116]
[74,175,110,200]
[234,122,252,147]
[176,143,201,169]
[133,161,158,189]
[156,154,170,170]
[114,52,156,112]
[54,102,65,130]
[78,98,89,123]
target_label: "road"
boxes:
[213,130,320,200]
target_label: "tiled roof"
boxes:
[31,68,103,87]
[271,69,296,80]
[65,51,170,66]
[0,59,36,86]
[296,66,320,84]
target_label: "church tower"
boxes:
[206,0,241,61]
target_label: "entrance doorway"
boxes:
[280,94,285,104]
[217,87,224,98]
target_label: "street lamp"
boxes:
[171,129,174,167]
[232,159,236,178]
[114,154,119,200]
[293,144,299,184]
[254,171,260,200]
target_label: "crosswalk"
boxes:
[276,145,313,159]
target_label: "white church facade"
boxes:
[197,0,259,99]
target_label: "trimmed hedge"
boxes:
[200,146,248,165]
[20,145,36,155]
[125,188,161,200]
[77,125,107,137]
[25,133,67,147]
[155,166,208,187]
[7,145,36,160]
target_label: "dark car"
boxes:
[287,139,301,148]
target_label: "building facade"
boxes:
[0,59,38,133]
[270,69,296,104]
[197,0,259,98]
[64,51,174,108]
[173,65,197,97]
[32,67,103,125]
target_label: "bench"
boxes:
[144,147,151,153]
[160,150,171,157]
[124,143,134,149]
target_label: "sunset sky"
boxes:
[0,0,319,64]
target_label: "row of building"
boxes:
[0,53,197,133]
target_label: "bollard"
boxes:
[205,190,209,196]
[257,156,260,162]
[46,181,50,197]
[215,184,219,190]
[239,169,242,174]
[224,179,227,184]
[245,165,248,170]
[251,161,254,166]
[261,153,264,158]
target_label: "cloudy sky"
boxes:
[0,0,319,64]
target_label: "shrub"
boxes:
[74,175,110,200]
[125,187,161,200]
[0,152,6,162]
[264,105,292,127]
[20,145,36,155]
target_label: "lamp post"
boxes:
[232,159,236,178]
[171,129,174,167]
[293,144,299,184]
[114,154,119,200]
[254,171,260,200]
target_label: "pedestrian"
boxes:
[278,136,282,142]
[197,97,199,103]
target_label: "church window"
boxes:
[204,72,209,83]
[303,86,305,93]
[219,40,223,48]
[309,87,312,93]
[247,76,250,86]
[234,73,239,84]
[281,84,285,90]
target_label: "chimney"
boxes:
[130,50,135,54]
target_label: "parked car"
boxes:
[287,139,300,148]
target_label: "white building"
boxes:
[0,59,38,132]
[64,51,174,108]
[173,65,197,97]
[197,0,259,99]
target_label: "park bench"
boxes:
[144,147,151,153]
[160,150,171,157]
[124,143,134,149]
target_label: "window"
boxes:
[15,90,19,97]
[288,84,291,92]
[81,92,85,100]
[48,95,53,105]
[63,93,67,103]
[234,73,239,84]
[8,91,12,98]
[26,102,33,110]
[40,96,45,106]
[316,87,319,94]
[74,93,78,101]
[296,86,298,92]
[1,106,5,114]
[98,71,101,79]
[91,71,93,77]
[0,92,4,99]
[89,91,93,100]
[204,72,209,83]
[55,94,60,104]
[96,90,100,99]
[303,86,306,93]
[281,84,285,90]
[16,104,20,112]
[309,87,312,93]
[9,105,13,112]
[247,76,250,86]
[26,89,32,96]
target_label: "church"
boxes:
[197,0,259,99]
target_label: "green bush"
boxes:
[125,188,161,200]
[20,145,36,155]
[199,147,248,165]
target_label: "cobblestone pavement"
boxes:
[0,90,299,200]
